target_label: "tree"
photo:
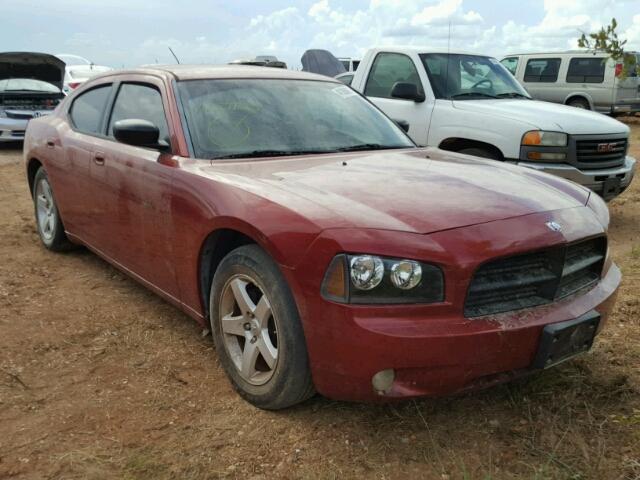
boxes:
[578,18,639,79]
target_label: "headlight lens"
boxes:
[321,254,444,304]
[522,131,568,147]
[349,255,384,290]
[390,260,422,289]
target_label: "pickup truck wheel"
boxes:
[33,167,73,252]
[567,98,590,110]
[209,244,315,409]
[459,147,499,160]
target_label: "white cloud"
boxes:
[132,0,640,69]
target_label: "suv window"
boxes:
[108,83,169,143]
[364,52,424,99]
[69,85,112,134]
[524,58,561,82]
[566,57,606,83]
[500,57,518,75]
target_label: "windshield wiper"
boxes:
[450,92,498,99]
[333,143,406,152]
[496,92,531,99]
[212,149,330,160]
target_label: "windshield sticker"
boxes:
[332,85,356,98]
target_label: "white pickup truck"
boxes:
[348,47,636,200]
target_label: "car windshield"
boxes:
[0,78,60,93]
[177,79,414,159]
[420,53,530,100]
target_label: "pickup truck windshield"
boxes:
[177,79,414,159]
[420,54,530,100]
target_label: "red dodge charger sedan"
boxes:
[23,65,620,409]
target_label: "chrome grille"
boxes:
[575,138,627,164]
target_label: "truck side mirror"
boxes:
[391,82,425,103]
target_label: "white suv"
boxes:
[349,47,636,200]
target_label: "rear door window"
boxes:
[69,85,112,135]
[107,83,169,143]
[500,57,519,75]
[364,52,424,99]
[524,58,561,82]
[566,58,606,83]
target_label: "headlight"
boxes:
[522,131,568,147]
[321,254,444,304]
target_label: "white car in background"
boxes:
[55,54,112,94]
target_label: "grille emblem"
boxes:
[546,221,562,232]
[597,142,616,153]
[32,111,42,118]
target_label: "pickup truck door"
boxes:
[357,51,434,146]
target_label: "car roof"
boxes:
[98,64,336,82]
[369,46,490,57]
[503,50,639,57]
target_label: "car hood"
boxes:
[0,52,65,90]
[452,99,629,135]
[195,148,589,234]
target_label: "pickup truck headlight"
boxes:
[522,131,568,147]
[521,131,568,161]
[321,254,444,304]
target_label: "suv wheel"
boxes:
[209,245,315,409]
[568,98,590,110]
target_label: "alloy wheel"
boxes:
[35,178,57,242]
[219,274,279,385]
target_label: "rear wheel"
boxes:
[458,147,499,160]
[567,97,590,110]
[209,244,314,409]
[33,168,73,251]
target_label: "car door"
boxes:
[363,52,432,145]
[565,56,610,111]
[96,78,180,298]
[58,82,115,243]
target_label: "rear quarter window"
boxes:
[69,85,112,135]
[567,58,606,83]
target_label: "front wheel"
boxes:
[209,245,314,409]
[458,147,499,160]
[33,167,73,251]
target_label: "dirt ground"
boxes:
[1,123,639,480]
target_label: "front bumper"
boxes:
[286,208,620,402]
[0,117,28,142]
[514,156,636,200]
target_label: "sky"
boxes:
[1,0,640,68]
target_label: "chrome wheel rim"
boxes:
[35,178,57,242]
[219,274,278,385]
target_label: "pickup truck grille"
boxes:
[465,237,606,317]
[576,138,627,164]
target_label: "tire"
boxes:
[209,244,315,409]
[567,97,590,110]
[32,167,73,252]
[458,147,499,160]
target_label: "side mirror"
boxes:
[391,82,425,102]
[393,119,410,133]
[113,119,162,149]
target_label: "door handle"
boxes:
[46,138,55,148]
[93,152,105,165]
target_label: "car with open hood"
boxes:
[349,47,636,201]
[0,52,65,142]
[23,65,621,409]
